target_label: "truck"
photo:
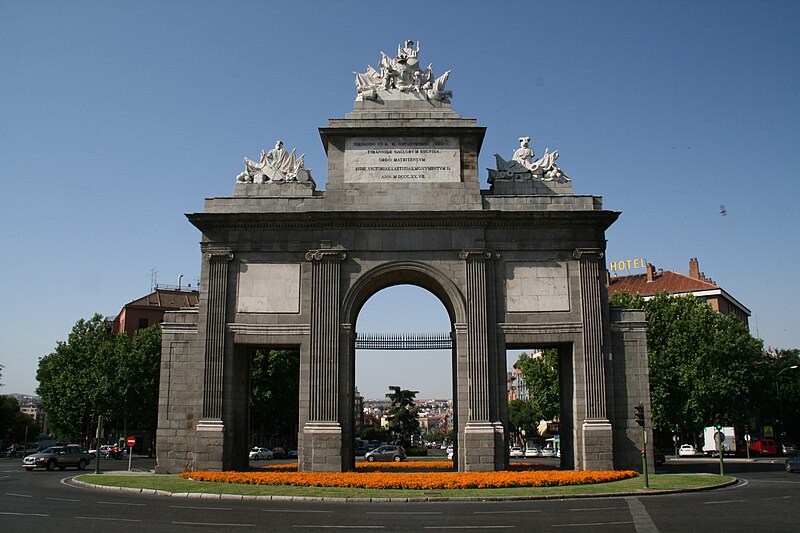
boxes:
[702,426,736,455]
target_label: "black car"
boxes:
[23,445,92,471]
[785,451,800,473]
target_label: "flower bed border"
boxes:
[181,468,637,490]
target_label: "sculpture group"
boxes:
[353,40,452,102]
[236,140,315,186]
[489,136,571,183]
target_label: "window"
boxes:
[138,318,149,329]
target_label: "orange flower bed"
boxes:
[181,468,637,490]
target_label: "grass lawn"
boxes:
[76,473,734,499]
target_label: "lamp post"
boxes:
[776,365,799,438]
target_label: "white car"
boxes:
[540,447,557,458]
[678,444,698,457]
[509,446,524,458]
[249,447,273,460]
[525,446,541,458]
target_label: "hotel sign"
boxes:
[609,257,647,273]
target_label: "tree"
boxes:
[507,399,539,443]
[249,349,300,447]
[385,386,420,446]
[36,315,163,443]
[609,291,764,437]
[514,350,560,422]
[0,395,37,448]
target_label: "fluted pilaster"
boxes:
[574,248,607,419]
[306,249,347,421]
[201,250,233,420]
[460,250,494,421]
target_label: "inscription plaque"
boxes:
[344,137,461,182]
[237,263,301,313]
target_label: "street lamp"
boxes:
[776,365,799,438]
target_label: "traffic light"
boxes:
[714,413,723,430]
[634,403,645,427]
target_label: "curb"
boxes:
[68,475,739,503]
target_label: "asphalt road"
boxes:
[1,455,798,532]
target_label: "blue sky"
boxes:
[2,1,798,399]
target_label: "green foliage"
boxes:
[360,426,388,443]
[36,315,163,442]
[0,395,37,445]
[385,386,420,445]
[507,399,539,439]
[249,349,300,446]
[612,292,764,434]
[514,349,560,422]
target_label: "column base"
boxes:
[581,419,614,471]
[461,421,505,472]
[299,422,344,472]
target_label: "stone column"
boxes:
[573,248,613,470]
[196,249,232,469]
[459,250,504,471]
[300,249,346,471]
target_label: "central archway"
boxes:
[339,262,467,470]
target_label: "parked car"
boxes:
[678,444,698,457]
[780,442,797,456]
[749,439,778,456]
[365,444,406,462]
[271,447,287,459]
[540,447,557,458]
[785,451,800,473]
[653,451,666,465]
[288,449,298,458]
[249,447,273,461]
[23,445,92,471]
[525,445,542,458]
[509,446,524,458]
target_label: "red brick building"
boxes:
[109,288,199,338]
[608,257,750,325]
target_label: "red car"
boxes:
[749,439,778,455]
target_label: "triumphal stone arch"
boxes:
[156,42,651,474]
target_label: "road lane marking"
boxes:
[0,511,49,517]
[552,521,634,527]
[703,499,747,505]
[475,510,541,514]
[46,497,81,502]
[263,509,334,513]
[424,527,514,530]
[625,496,659,533]
[367,511,442,515]
[4,492,32,497]
[293,527,384,529]
[170,505,233,510]
[174,521,256,527]
[569,506,627,511]
[75,516,143,522]
[97,500,147,506]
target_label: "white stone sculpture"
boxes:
[236,140,315,186]
[488,136,571,183]
[353,40,452,102]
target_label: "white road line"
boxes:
[761,495,791,500]
[294,527,385,530]
[366,511,442,515]
[552,520,634,527]
[703,499,747,505]
[475,510,541,514]
[170,505,233,510]
[4,492,32,498]
[262,509,334,513]
[46,496,81,502]
[625,496,659,533]
[97,500,147,506]
[173,521,256,527]
[0,511,50,517]
[424,527,514,530]
[569,506,627,511]
[74,516,143,522]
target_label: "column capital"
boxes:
[573,248,604,260]
[203,249,234,262]
[305,249,347,262]
[459,249,499,261]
